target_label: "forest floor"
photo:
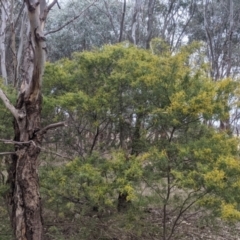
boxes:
[144,207,240,240]
[42,205,240,240]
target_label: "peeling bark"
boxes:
[7,1,47,239]
[0,0,85,239]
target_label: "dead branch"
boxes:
[40,147,72,160]
[0,152,16,156]
[14,2,25,30]
[0,0,9,18]
[41,0,61,23]
[0,142,69,159]
[45,0,98,36]
[47,0,61,11]
[0,88,20,120]
[0,139,35,146]
[39,121,67,134]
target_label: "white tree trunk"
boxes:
[0,0,8,84]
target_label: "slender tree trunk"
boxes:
[131,112,143,155]
[226,0,233,78]
[130,0,142,45]
[146,0,156,49]
[0,0,8,84]
[10,0,17,87]
[118,0,126,42]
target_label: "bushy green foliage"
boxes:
[0,81,16,239]
[41,151,142,214]
[40,43,240,239]
[0,81,16,149]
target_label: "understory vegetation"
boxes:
[1,0,240,239]
[2,42,240,239]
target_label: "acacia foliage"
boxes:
[40,43,240,239]
[0,83,17,239]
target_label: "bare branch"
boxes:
[45,0,98,36]
[100,0,118,39]
[40,0,61,23]
[40,147,72,160]
[39,121,67,134]
[0,143,69,159]
[173,0,195,51]
[47,0,61,10]
[0,88,19,119]
[47,0,57,10]
[0,139,35,146]
[0,152,16,156]
[56,1,61,9]
[14,2,25,30]
[0,0,9,18]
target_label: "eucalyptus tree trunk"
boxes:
[0,0,64,239]
[118,0,126,42]
[130,0,142,45]
[9,1,46,238]
[146,0,155,49]
[203,0,235,131]
[0,0,8,84]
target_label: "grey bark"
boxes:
[119,0,126,42]
[146,0,156,49]
[0,0,49,239]
[0,0,8,84]
[130,0,142,45]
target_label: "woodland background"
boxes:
[1,0,240,239]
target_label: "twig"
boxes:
[0,140,70,159]
[39,0,61,24]
[40,147,72,160]
[0,139,35,146]
[45,0,98,36]
[39,121,67,134]
[14,2,25,30]
[0,152,15,156]
[47,0,60,11]
[56,1,61,9]
[0,0,9,18]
